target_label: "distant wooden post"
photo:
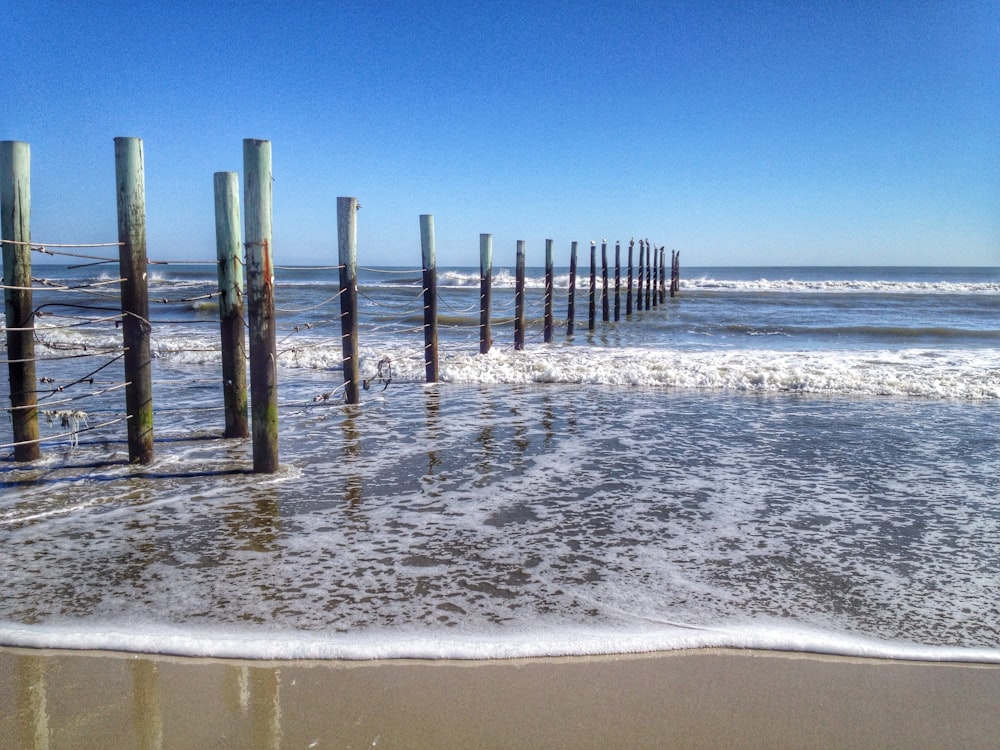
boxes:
[1,141,40,461]
[114,137,154,464]
[214,171,248,438]
[614,240,621,322]
[601,240,610,322]
[588,241,597,330]
[514,240,526,350]
[566,241,577,337]
[671,249,680,297]
[645,240,653,310]
[543,238,554,343]
[420,214,439,381]
[659,247,667,303]
[626,239,634,316]
[479,233,492,354]
[636,239,644,313]
[243,138,279,473]
[651,243,659,309]
[338,197,361,404]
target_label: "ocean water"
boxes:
[1,262,999,662]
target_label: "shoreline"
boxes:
[3,646,1000,749]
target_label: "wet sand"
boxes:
[2,646,999,749]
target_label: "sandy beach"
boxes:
[2,646,999,749]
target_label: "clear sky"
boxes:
[6,0,999,267]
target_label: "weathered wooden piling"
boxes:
[614,240,621,322]
[420,214,439,381]
[671,249,680,297]
[660,247,667,303]
[243,138,279,473]
[588,241,597,331]
[213,171,248,438]
[566,241,578,337]
[651,243,659,309]
[601,240,610,322]
[1,141,40,461]
[626,239,634,316]
[338,197,361,404]
[636,239,644,313]
[514,240,526,350]
[114,137,154,464]
[544,238,554,343]
[645,240,653,310]
[479,233,492,354]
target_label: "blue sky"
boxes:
[6,1,999,267]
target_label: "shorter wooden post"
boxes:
[566,241,577,337]
[480,233,492,354]
[514,240,526,350]
[543,238,554,343]
[588,241,597,331]
[614,240,621,322]
[626,239,634,316]
[1,141,40,460]
[243,138,278,473]
[651,243,659,309]
[636,240,644,313]
[601,240,610,322]
[214,171,248,438]
[338,197,361,404]
[420,214,439,381]
[659,247,667,303]
[645,239,652,310]
[115,137,154,464]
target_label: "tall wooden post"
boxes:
[645,239,653,310]
[214,171,248,438]
[672,250,680,296]
[243,138,279,473]
[114,137,154,464]
[1,141,40,461]
[588,241,596,330]
[338,197,361,404]
[566,241,577,337]
[601,240,610,322]
[614,240,621,322]
[626,239,634,316]
[420,214,439,382]
[659,247,667,303]
[636,239,644,313]
[514,240,526,350]
[651,242,659,309]
[543,238,554,343]
[479,233,492,354]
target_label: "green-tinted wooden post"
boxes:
[514,240,526,350]
[214,171,248,438]
[543,238,554,343]
[1,141,40,461]
[114,137,154,464]
[601,239,609,322]
[566,241,577,337]
[420,214,439,382]
[588,241,596,331]
[614,240,621,322]
[480,233,492,354]
[626,239,634,316]
[339,197,361,404]
[243,139,278,473]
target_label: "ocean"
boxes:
[1,262,999,662]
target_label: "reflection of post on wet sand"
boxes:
[342,404,364,508]
[425,386,442,478]
[541,388,556,449]
[250,666,282,750]
[224,489,282,553]
[476,389,495,480]
[16,655,49,750]
[131,659,163,750]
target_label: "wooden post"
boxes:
[601,240,610,322]
[636,239,644,313]
[645,240,653,310]
[1,141,40,461]
[479,233,492,354]
[659,247,667,303]
[588,241,596,331]
[514,240,526,350]
[651,243,659,308]
[213,171,248,438]
[114,137,154,464]
[243,138,279,473]
[626,238,634,316]
[543,238,554,343]
[420,214,439,381]
[614,240,621,322]
[338,197,361,404]
[566,241,577,337]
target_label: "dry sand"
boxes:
[2,646,999,749]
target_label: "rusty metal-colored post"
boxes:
[566,241,577,337]
[601,240,609,322]
[543,238,554,343]
[588,241,597,331]
[420,214,439,382]
[214,171,248,438]
[114,137,154,464]
[514,240,526,350]
[243,138,279,473]
[480,233,492,354]
[626,239,634,316]
[338,198,361,404]
[614,240,621,322]
[1,141,40,460]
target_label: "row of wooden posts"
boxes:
[3,138,679,474]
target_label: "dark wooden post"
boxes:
[659,247,667,303]
[420,214,439,382]
[543,238,554,343]
[1,141,40,460]
[601,240,609,322]
[514,240,526,350]
[645,239,653,310]
[626,238,634,316]
[614,240,621,322]
[566,241,577,337]
[243,138,279,473]
[636,239,644,313]
[338,197,361,404]
[651,243,659,309]
[214,171,248,438]
[480,233,492,354]
[114,137,154,464]
[588,241,597,330]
